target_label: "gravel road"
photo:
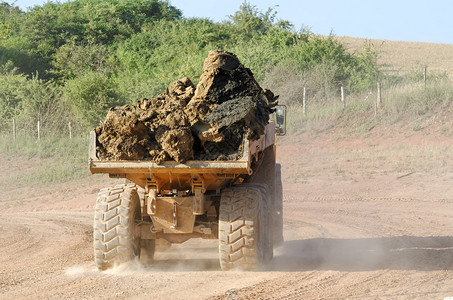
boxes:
[2,132,453,299]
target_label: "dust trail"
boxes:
[268,235,453,272]
[103,259,145,276]
[268,238,388,272]
[102,240,221,274]
[65,265,95,276]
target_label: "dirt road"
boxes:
[1,131,453,299]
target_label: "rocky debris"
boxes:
[95,50,278,164]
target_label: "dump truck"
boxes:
[89,105,286,271]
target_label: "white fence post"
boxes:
[377,82,381,107]
[303,87,306,115]
[37,120,40,140]
[423,66,427,88]
[13,118,16,141]
[341,86,345,109]
[376,82,382,116]
[68,121,72,139]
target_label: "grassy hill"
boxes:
[338,36,453,79]
[271,36,453,138]
[2,29,453,187]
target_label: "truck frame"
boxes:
[89,107,286,271]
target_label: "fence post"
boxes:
[37,120,40,140]
[376,82,382,117]
[377,82,382,107]
[423,66,427,88]
[303,87,306,115]
[341,86,345,109]
[68,121,72,139]
[13,118,16,141]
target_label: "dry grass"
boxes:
[284,76,453,141]
[338,36,453,79]
[337,144,453,175]
[278,129,453,185]
[269,36,453,139]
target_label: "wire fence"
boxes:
[10,120,82,141]
[6,67,433,140]
[297,67,431,116]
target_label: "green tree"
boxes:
[114,18,232,99]
[63,71,118,128]
[0,63,26,130]
[11,0,181,77]
[52,40,113,81]
[15,74,65,132]
[228,1,277,36]
[0,2,22,39]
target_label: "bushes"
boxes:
[0,64,69,132]
[15,74,65,132]
[52,41,113,81]
[262,37,380,107]
[262,62,339,107]
[20,0,182,54]
[63,71,119,128]
[227,1,280,37]
[113,18,229,98]
[0,64,27,131]
[0,0,382,135]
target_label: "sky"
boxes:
[12,0,453,44]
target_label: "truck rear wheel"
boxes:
[246,146,282,248]
[93,183,141,270]
[219,184,272,270]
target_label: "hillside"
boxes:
[338,36,453,78]
[264,36,453,141]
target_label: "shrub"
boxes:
[52,40,114,81]
[15,74,66,132]
[63,71,118,128]
[0,63,27,131]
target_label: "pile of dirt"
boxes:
[95,50,278,164]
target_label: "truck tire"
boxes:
[257,184,274,264]
[246,146,282,248]
[219,183,272,270]
[273,163,284,247]
[93,183,141,270]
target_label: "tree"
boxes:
[228,1,279,37]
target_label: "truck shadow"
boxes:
[149,258,220,271]
[149,246,221,271]
[268,236,453,272]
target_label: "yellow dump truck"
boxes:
[89,106,286,271]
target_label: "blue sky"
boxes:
[13,0,453,44]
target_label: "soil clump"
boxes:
[95,50,278,164]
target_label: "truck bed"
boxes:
[89,122,275,176]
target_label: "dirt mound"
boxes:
[95,50,277,163]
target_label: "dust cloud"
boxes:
[102,241,222,274]
[64,265,96,277]
[269,238,387,272]
[269,235,453,272]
